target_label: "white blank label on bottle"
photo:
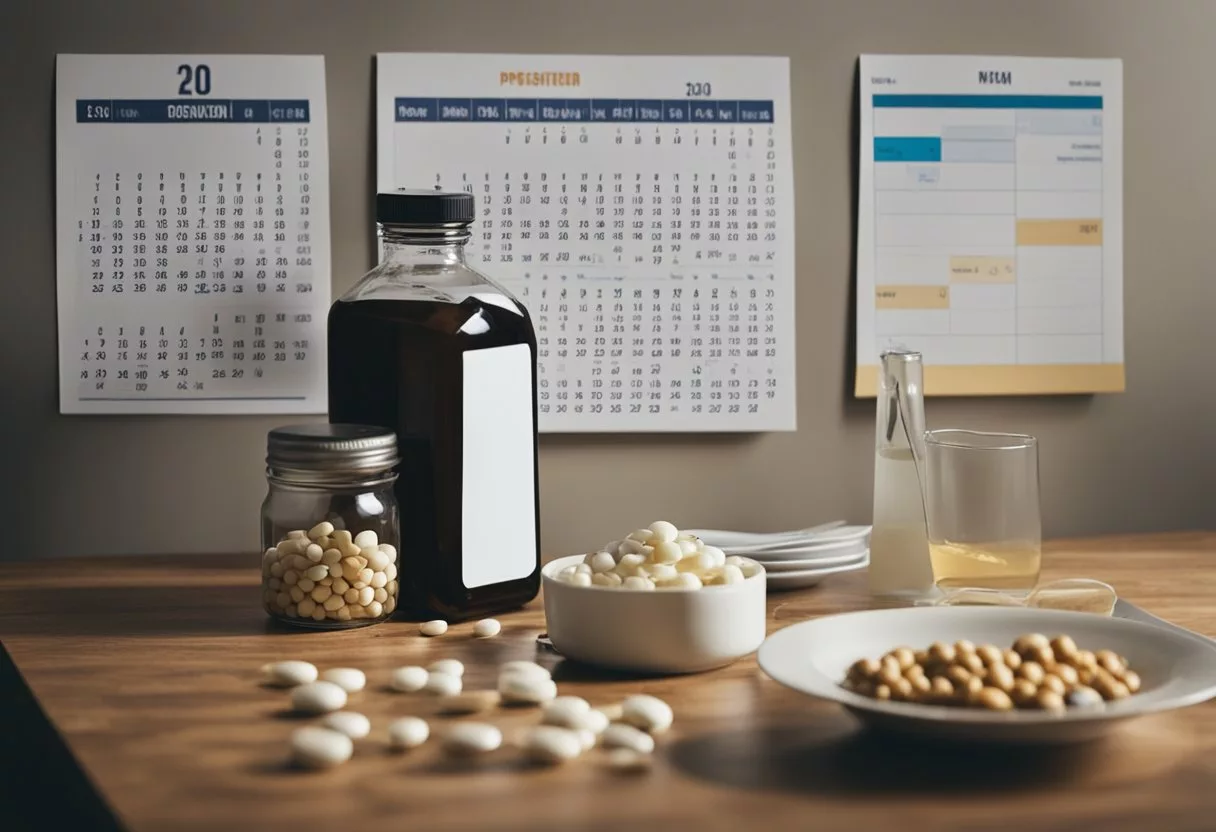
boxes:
[461,343,537,589]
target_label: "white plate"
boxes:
[753,549,869,572]
[757,606,1216,744]
[688,524,871,554]
[730,538,870,561]
[763,554,870,590]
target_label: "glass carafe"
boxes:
[868,349,935,598]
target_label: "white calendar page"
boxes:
[376,53,796,433]
[856,55,1124,397]
[55,54,331,414]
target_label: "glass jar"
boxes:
[260,423,401,629]
[326,189,541,620]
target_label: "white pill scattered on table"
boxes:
[474,618,502,638]
[291,681,348,714]
[598,703,624,722]
[584,708,611,735]
[260,660,318,687]
[621,694,674,733]
[523,726,584,764]
[499,661,550,682]
[320,710,371,739]
[387,716,430,750]
[428,659,465,679]
[424,671,463,696]
[390,666,429,692]
[420,619,448,636]
[499,673,558,705]
[601,723,656,754]
[605,747,652,773]
[443,722,502,755]
[290,726,353,769]
[319,667,366,693]
[648,520,679,543]
[542,696,590,726]
[577,729,597,751]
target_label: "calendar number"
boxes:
[685,82,712,97]
[176,64,212,96]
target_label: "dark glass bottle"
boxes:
[327,189,541,620]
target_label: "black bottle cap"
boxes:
[376,188,475,225]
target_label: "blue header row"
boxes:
[394,98,775,123]
[76,99,312,124]
[873,94,1103,110]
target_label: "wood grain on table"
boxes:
[2,532,1215,832]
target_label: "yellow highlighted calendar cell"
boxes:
[854,363,1125,397]
[949,256,1016,283]
[1016,219,1103,246]
[875,285,949,310]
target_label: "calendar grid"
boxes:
[378,54,795,433]
[56,54,332,415]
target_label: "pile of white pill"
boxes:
[260,659,671,772]
[557,520,762,591]
[261,522,399,624]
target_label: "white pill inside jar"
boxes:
[320,710,371,739]
[424,671,463,696]
[387,716,430,750]
[443,722,502,755]
[308,521,335,540]
[319,667,366,693]
[291,681,348,714]
[621,694,674,733]
[524,725,584,764]
[290,726,353,769]
[473,618,501,638]
[390,666,429,692]
[260,660,318,687]
[601,723,656,754]
[428,659,465,679]
[353,530,379,549]
[420,620,448,636]
[305,543,324,562]
[364,548,390,571]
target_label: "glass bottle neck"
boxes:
[380,224,470,269]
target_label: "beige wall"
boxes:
[2,0,1213,560]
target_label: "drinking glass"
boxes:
[923,429,1042,592]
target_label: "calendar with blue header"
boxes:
[55,54,332,415]
[376,53,796,433]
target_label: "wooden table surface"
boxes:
[3,532,1216,832]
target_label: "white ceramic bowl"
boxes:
[758,606,1216,744]
[541,554,767,674]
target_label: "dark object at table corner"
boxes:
[0,640,126,832]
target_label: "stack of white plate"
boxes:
[685,521,871,591]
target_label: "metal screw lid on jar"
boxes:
[266,423,400,485]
